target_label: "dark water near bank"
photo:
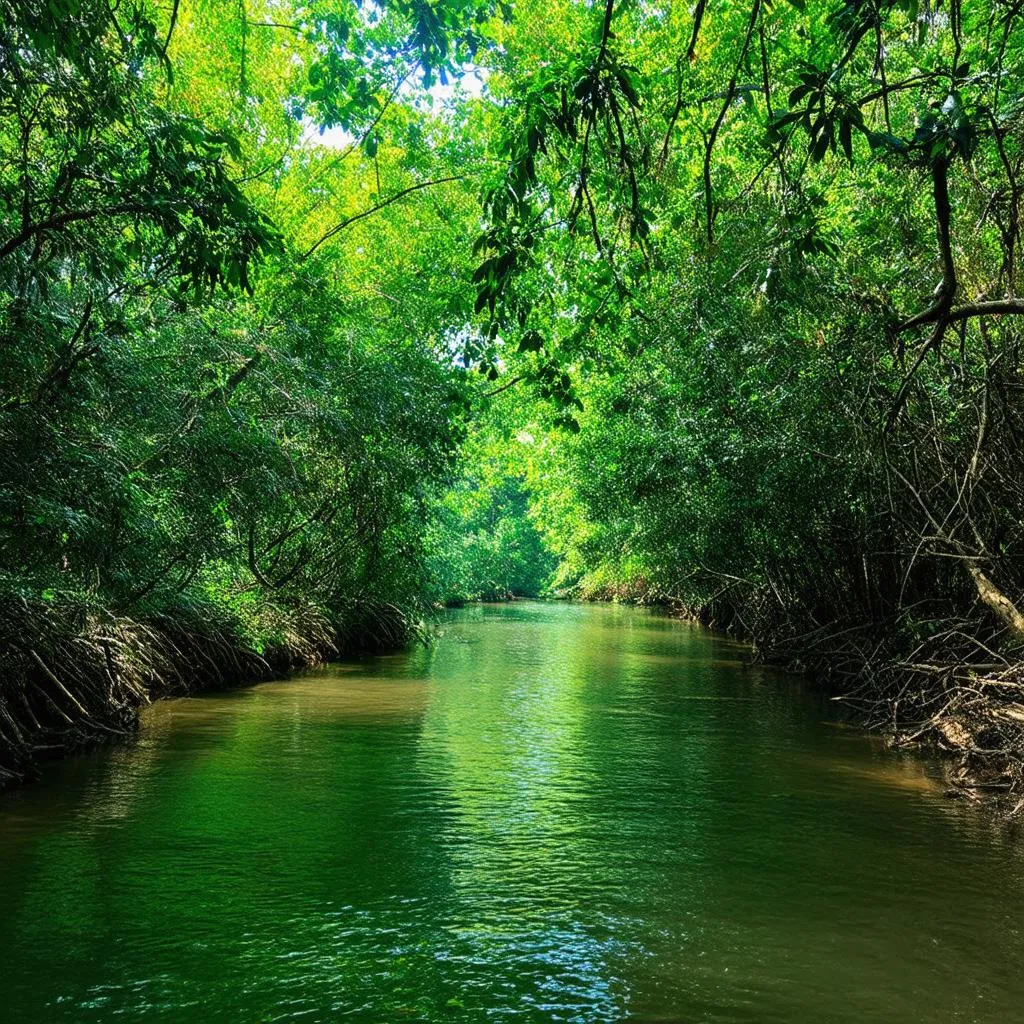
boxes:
[1,602,1023,1023]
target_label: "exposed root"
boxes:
[0,592,421,786]
[657,576,1024,818]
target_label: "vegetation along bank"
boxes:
[3,0,1024,809]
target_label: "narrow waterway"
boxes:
[1,602,1022,1022]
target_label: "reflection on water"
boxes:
[1,601,1023,1022]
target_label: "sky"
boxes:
[305,65,490,151]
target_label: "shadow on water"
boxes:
[1,601,1023,1022]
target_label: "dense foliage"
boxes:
[486,0,1024,643]
[0,0,506,775]
[462,0,1024,790]
[4,0,1024,790]
[426,410,556,602]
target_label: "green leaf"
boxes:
[839,118,853,164]
[518,330,544,353]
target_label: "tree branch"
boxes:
[0,202,151,260]
[298,176,464,260]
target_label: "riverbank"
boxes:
[0,592,417,787]
[682,591,1024,815]
[7,583,1024,818]
[565,577,1024,814]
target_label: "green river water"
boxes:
[1,601,1023,1023]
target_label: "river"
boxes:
[1,601,1022,1022]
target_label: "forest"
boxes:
[2,0,1024,804]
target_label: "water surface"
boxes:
[1,601,1022,1022]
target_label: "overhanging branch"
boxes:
[298,176,465,260]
